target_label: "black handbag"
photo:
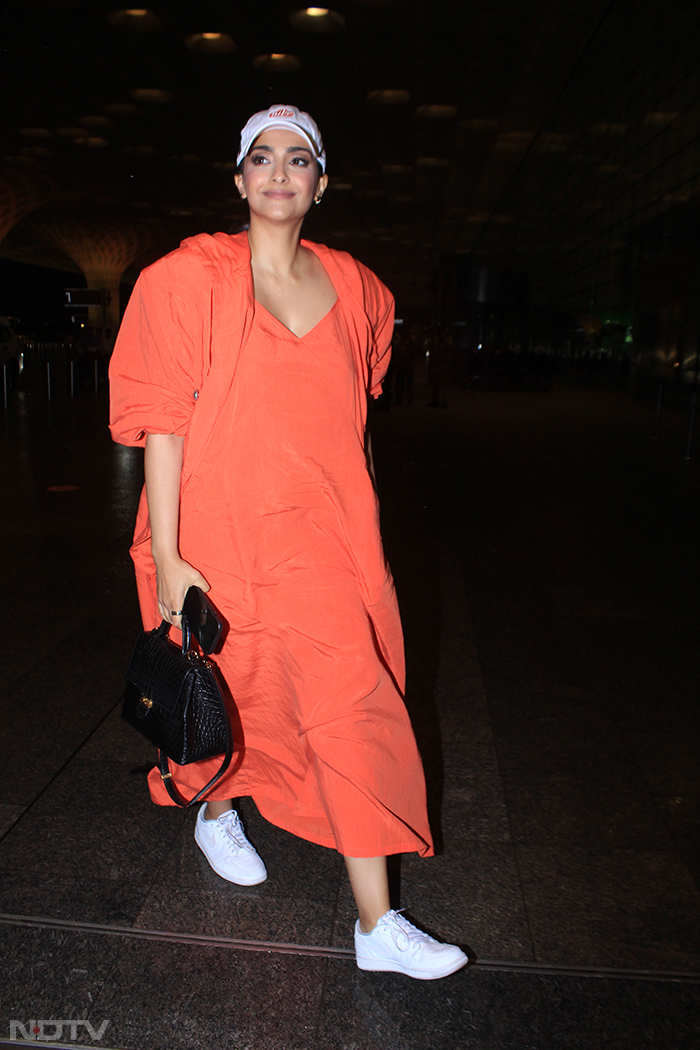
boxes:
[122,614,233,807]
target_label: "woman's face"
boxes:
[234,127,327,222]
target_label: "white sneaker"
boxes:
[354,909,468,980]
[194,804,268,886]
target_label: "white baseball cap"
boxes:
[237,104,326,172]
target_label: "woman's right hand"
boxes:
[154,554,210,626]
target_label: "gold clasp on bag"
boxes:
[160,771,173,780]
[186,651,213,670]
[140,694,153,710]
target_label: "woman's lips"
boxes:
[264,190,294,198]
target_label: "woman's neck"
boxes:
[246,218,305,279]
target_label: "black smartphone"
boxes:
[182,586,224,655]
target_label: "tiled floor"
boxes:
[0,375,699,1048]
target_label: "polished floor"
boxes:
[1,367,699,1048]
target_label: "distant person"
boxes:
[428,326,452,407]
[74,326,98,388]
[392,323,418,406]
[110,104,468,980]
[100,327,116,356]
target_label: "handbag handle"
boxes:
[154,616,191,653]
[156,616,234,807]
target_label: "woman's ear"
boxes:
[315,173,329,202]
[234,173,246,200]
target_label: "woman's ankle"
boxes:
[203,800,234,820]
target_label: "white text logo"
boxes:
[9,1019,110,1042]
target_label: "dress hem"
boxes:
[254,794,435,858]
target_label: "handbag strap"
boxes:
[158,731,234,808]
[157,615,235,808]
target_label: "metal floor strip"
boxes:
[0,912,353,961]
[1,913,699,983]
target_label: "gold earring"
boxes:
[314,195,323,205]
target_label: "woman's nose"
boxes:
[270,162,289,181]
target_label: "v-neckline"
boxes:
[255,297,338,341]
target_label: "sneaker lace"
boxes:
[218,812,253,852]
[386,910,429,952]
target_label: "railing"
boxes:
[3,349,108,409]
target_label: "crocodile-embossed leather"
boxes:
[122,620,234,806]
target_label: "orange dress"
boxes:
[109,231,433,858]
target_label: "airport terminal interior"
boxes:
[1,1,700,1047]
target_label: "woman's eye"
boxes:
[250,154,268,164]
[291,156,310,166]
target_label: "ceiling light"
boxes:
[185,32,236,54]
[124,144,156,155]
[105,103,140,117]
[131,89,175,104]
[381,164,412,174]
[495,131,533,151]
[20,128,52,138]
[288,8,346,32]
[107,9,162,32]
[590,122,627,135]
[644,111,678,125]
[253,54,302,72]
[330,182,353,191]
[368,90,410,105]
[80,115,115,128]
[416,105,457,120]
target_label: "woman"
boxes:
[109,105,467,980]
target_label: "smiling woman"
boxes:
[109,103,468,981]
[234,124,332,338]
